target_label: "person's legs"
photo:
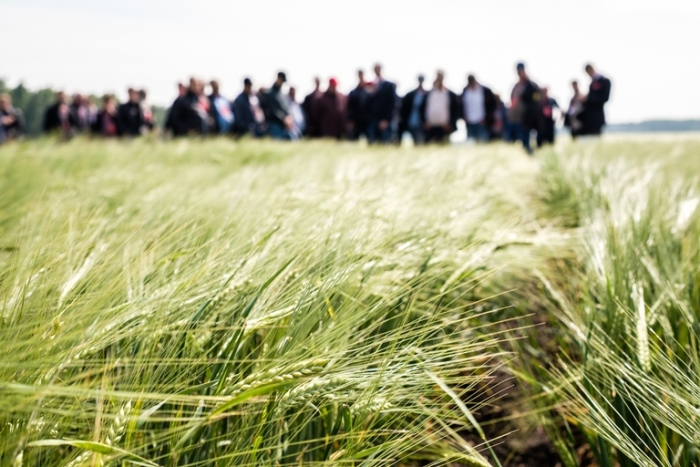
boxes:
[367,121,378,143]
[348,123,359,141]
[408,126,424,145]
[520,124,533,154]
[359,124,370,141]
[380,125,393,144]
[505,121,520,143]
[588,125,602,136]
[424,126,436,144]
[476,124,489,142]
[425,126,447,144]
[268,122,282,139]
[502,123,511,142]
[466,123,476,141]
[268,122,292,140]
[437,126,446,143]
[254,124,267,138]
[546,123,555,144]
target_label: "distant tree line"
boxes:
[0,79,166,137]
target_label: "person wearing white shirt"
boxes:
[287,87,305,139]
[461,74,496,142]
[421,70,459,144]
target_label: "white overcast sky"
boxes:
[2,0,699,123]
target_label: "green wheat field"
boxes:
[1,136,700,467]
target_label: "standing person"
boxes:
[86,97,98,130]
[503,102,519,142]
[302,77,322,137]
[287,87,306,139]
[168,78,208,136]
[420,71,460,144]
[0,94,25,143]
[196,80,212,132]
[462,74,496,142]
[312,77,347,140]
[92,94,120,137]
[347,69,371,140]
[70,94,95,133]
[139,90,155,132]
[117,88,146,137]
[164,83,185,135]
[537,87,559,147]
[232,78,266,137]
[208,80,234,134]
[579,63,612,135]
[43,91,77,136]
[564,81,584,139]
[368,63,397,144]
[491,93,507,141]
[263,72,295,140]
[398,75,427,145]
[509,62,541,155]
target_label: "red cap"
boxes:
[329,77,338,87]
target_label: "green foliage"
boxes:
[0,139,540,466]
[3,137,700,467]
[529,138,700,467]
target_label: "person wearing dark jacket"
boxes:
[564,80,584,138]
[263,72,295,140]
[491,93,507,141]
[117,88,145,136]
[537,87,559,147]
[43,91,78,135]
[164,83,185,135]
[168,78,208,136]
[462,74,496,142]
[579,64,612,135]
[419,71,460,144]
[0,94,25,143]
[232,78,266,137]
[302,77,322,137]
[139,90,155,132]
[399,75,427,145]
[368,63,397,144]
[91,94,120,137]
[312,78,347,140]
[347,70,371,140]
[509,62,542,154]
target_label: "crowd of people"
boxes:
[40,89,155,138]
[0,62,611,154]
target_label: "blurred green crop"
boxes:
[0,137,543,466]
[2,136,700,467]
